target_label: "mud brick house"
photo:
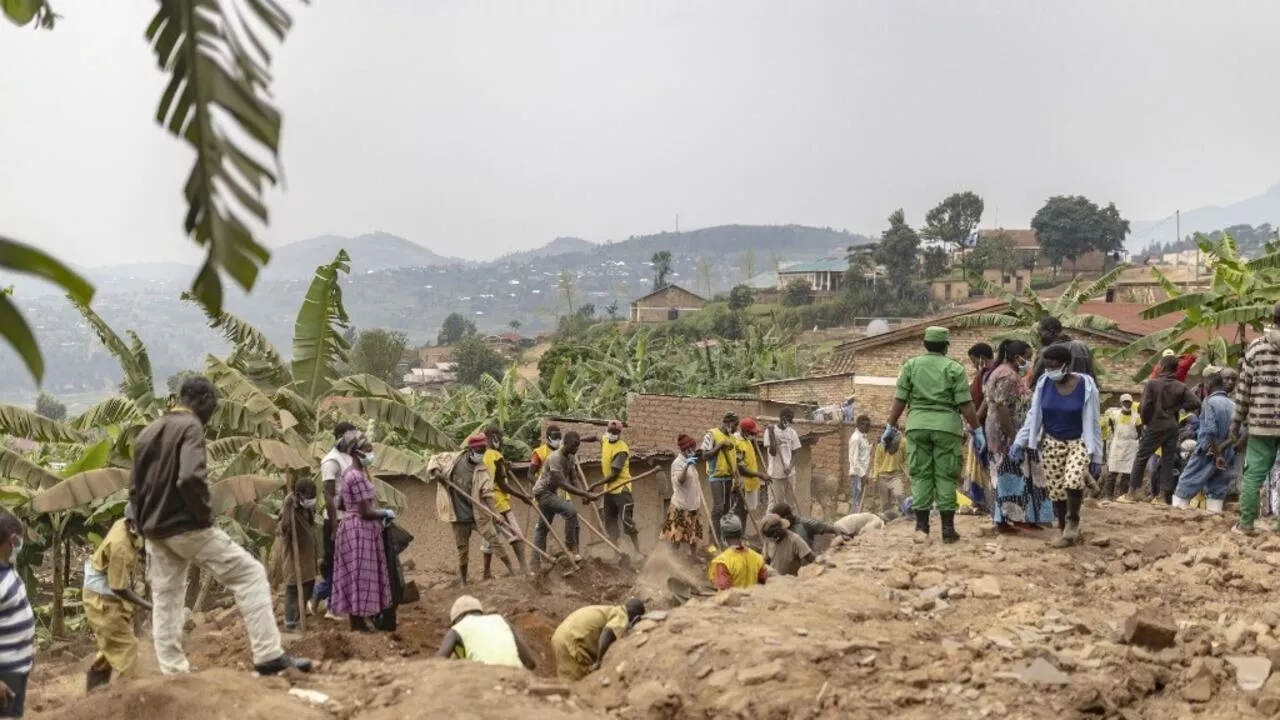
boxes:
[754,298,1174,422]
[628,285,707,324]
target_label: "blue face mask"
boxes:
[361,451,376,466]
[469,450,485,464]
[548,438,562,449]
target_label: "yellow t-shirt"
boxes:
[484,448,511,513]
[90,518,142,594]
[735,435,762,493]
[872,439,907,478]
[553,605,629,663]
[706,427,737,479]
[706,546,765,588]
[600,437,633,494]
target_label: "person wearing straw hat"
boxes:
[760,513,814,577]
[884,326,984,544]
[436,595,536,669]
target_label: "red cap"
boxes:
[466,433,488,450]
[739,417,759,434]
[677,434,696,451]
[607,420,623,432]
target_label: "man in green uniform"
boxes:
[885,326,984,544]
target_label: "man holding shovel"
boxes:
[531,432,601,572]
[432,434,517,584]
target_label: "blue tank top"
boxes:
[1040,378,1085,440]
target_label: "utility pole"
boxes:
[675,213,679,233]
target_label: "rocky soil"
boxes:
[31,499,1280,719]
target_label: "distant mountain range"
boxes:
[0,224,868,403]
[1128,182,1280,252]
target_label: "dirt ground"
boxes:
[31,499,1280,719]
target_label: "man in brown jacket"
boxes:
[130,376,310,676]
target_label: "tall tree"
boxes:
[453,336,507,386]
[781,278,814,307]
[697,258,713,297]
[349,329,409,386]
[438,313,476,345]
[923,192,985,256]
[740,250,757,283]
[165,369,200,395]
[1032,196,1130,274]
[967,233,1019,275]
[874,210,923,291]
[728,285,755,312]
[921,246,951,280]
[556,271,577,314]
[508,319,522,332]
[35,392,65,421]
[651,251,673,289]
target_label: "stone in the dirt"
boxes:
[913,596,937,612]
[1224,621,1256,651]
[213,607,238,630]
[1106,560,1127,576]
[1089,536,1111,547]
[793,628,809,636]
[704,668,735,689]
[712,590,742,607]
[399,580,420,604]
[632,619,659,633]
[886,570,913,589]
[914,570,945,589]
[1227,655,1273,691]
[1258,538,1280,553]
[970,576,1002,599]
[1122,555,1142,571]
[526,683,572,698]
[1141,536,1178,560]
[1018,657,1070,685]
[1182,676,1214,703]
[1259,696,1280,716]
[626,680,683,715]
[1122,613,1177,650]
[1195,546,1226,566]
[737,660,786,686]
[644,610,669,621]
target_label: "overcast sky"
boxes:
[4,0,1279,267]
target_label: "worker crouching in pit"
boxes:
[551,598,646,681]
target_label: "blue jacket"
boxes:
[1014,373,1103,464]
[1199,391,1236,455]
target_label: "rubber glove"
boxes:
[972,428,987,455]
[881,426,897,445]
[1008,443,1024,464]
[382,508,396,520]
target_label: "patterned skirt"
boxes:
[661,506,703,546]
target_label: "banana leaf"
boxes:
[30,468,130,513]
[209,474,287,515]
[0,405,86,444]
[0,448,62,489]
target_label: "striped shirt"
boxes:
[1235,330,1280,437]
[0,566,35,674]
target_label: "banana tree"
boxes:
[1112,233,1280,380]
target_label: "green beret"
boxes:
[923,326,950,343]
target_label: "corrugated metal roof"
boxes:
[778,259,848,274]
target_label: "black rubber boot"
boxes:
[255,653,314,675]
[912,509,930,544]
[1052,500,1067,531]
[1063,489,1084,544]
[85,666,112,692]
[940,511,960,544]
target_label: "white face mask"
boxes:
[300,498,317,510]
[469,450,485,463]
[606,433,620,443]
[10,536,21,557]
[1046,368,1066,382]
[548,438,562,449]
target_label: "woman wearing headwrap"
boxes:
[1011,344,1103,547]
[983,339,1052,531]
[329,432,393,631]
[661,435,704,556]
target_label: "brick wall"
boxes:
[756,374,857,406]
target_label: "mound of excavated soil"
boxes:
[579,500,1280,720]
[53,669,327,720]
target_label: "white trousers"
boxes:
[146,526,283,674]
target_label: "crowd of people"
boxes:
[887,302,1280,548]
[7,306,1280,713]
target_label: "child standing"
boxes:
[280,478,320,631]
[0,511,33,718]
[83,507,150,691]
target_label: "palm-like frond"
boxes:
[291,250,351,400]
[209,474,286,514]
[182,291,289,385]
[0,448,63,490]
[29,468,130,513]
[71,300,157,410]
[1210,305,1274,329]
[329,374,407,403]
[69,397,142,432]
[328,397,454,449]
[370,443,430,480]
[146,0,302,315]
[0,237,94,382]
[955,313,1022,329]
[1075,266,1126,302]
[1063,314,1118,332]
[0,405,86,444]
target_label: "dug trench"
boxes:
[29,499,1280,719]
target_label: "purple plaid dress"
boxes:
[328,467,391,617]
